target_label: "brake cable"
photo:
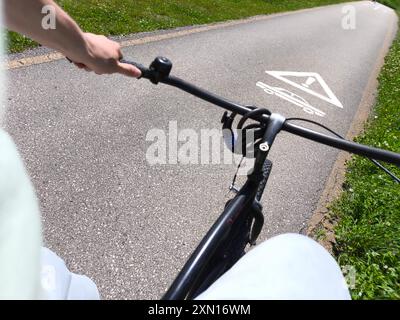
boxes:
[286,117,400,184]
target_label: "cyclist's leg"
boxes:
[0,129,99,299]
[195,233,351,300]
[0,129,42,299]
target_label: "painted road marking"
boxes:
[265,71,343,108]
[256,81,326,117]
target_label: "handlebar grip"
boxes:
[67,57,151,79]
[119,59,152,80]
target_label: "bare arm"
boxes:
[4,0,141,77]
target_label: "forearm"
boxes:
[4,0,87,59]
[4,0,141,77]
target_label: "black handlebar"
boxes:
[122,57,400,166]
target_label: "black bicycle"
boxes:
[121,57,400,300]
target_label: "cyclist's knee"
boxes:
[196,233,351,300]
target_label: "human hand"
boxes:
[68,33,141,78]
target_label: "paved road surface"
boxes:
[5,1,397,299]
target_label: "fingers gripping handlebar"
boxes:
[120,57,172,83]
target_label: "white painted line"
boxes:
[265,71,343,108]
[256,81,326,117]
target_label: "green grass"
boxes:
[332,6,400,300]
[380,0,400,9]
[7,0,350,53]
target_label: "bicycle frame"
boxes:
[162,114,285,300]
[121,57,400,300]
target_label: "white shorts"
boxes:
[196,233,351,300]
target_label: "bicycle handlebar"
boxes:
[121,57,400,166]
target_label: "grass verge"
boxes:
[7,0,350,53]
[331,5,400,300]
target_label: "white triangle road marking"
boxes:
[265,71,343,108]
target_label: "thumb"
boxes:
[117,61,142,78]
